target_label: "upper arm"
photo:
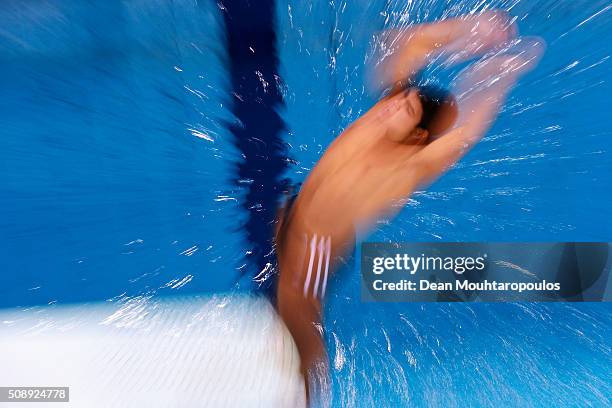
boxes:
[411,38,545,184]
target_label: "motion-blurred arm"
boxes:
[377,11,517,91]
[411,37,544,184]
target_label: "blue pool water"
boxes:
[0,0,610,406]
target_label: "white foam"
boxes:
[0,295,305,408]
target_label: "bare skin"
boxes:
[275,11,544,402]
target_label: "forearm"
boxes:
[413,37,545,184]
[383,11,516,88]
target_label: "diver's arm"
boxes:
[412,38,545,184]
[380,11,517,90]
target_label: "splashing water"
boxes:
[0,0,610,406]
